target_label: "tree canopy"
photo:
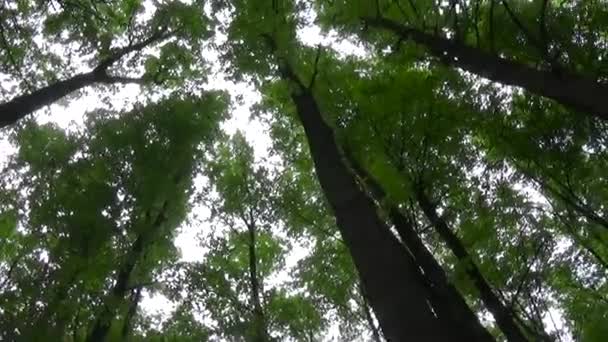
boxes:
[1,0,607,341]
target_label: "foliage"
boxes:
[1,0,608,341]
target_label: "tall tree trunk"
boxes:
[121,286,142,340]
[359,283,382,342]
[347,155,495,341]
[86,202,168,342]
[415,188,550,342]
[246,220,270,342]
[275,62,449,341]
[1,72,98,129]
[0,30,170,129]
[365,17,608,121]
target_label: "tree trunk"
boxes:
[346,155,495,342]
[0,30,169,129]
[359,283,382,342]
[86,202,168,342]
[121,286,142,340]
[276,62,448,341]
[415,188,550,342]
[0,72,99,129]
[365,17,608,121]
[246,220,270,342]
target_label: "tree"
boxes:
[1,0,607,341]
[0,0,211,128]
[159,132,325,341]
[217,0,498,339]
[314,0,608,121]
[0,92,227,341]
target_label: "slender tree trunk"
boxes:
[86,202,168,342]
[246,220,270,342]
[347,155,495,341]
[276,62,448,341]
[121,287,142,340]
[415,188,550,342]
[365,17,608,121]
[86,233,145,342]
[388,208,499,340]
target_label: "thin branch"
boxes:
[473,0,481,48]
[539,0,549,50]
[488,0,496,53]
[126,281,158,291]
[0,252,24,289]
[94,28,175,74]
[100,75,147,84]
[500,0,545,56]
[308,45,323,90]
[553,208,608,270]
[509,240,546,308]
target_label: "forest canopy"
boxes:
[0,0,607,341]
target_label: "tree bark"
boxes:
[359,283,382,342]
[0,30,170,129]
[276,62,448,341]
[347,155,495,342]
[415,188,550,342]
[0,72,98,128]
[365,17,608,121]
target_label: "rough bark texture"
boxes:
[366,17,608,121]
[277,63,448,341]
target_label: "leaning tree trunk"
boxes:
[365,17,608,122]
[275,61,452,341]
[346,154,495,341]
[415,188,552,342]
[0,30,169,129]
[0,72,98,128]
[86,202,168,342]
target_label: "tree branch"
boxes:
[308,45,323,90]
[500,0,545,57]
[93,28,174,74]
